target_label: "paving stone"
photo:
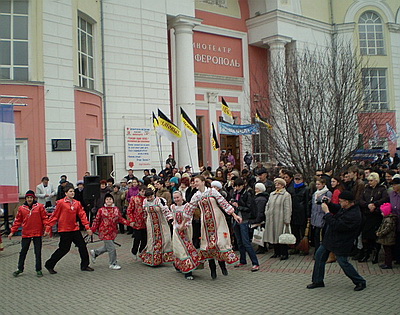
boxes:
[1,234,399,314]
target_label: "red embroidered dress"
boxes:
[91,206,130,240]
[139,197,174,266]
[126,195,146,230]
[183,188,238,264]
[171,204,200,273]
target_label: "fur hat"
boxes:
[255,183,266,193]
[274,178,286,187]
[211,181,222,189]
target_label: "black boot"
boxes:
[352,248,362,260]
[218,260,228,276]
[358,249,370,263]
[209,260,217,279]
[372,248,380,264]
[271,244,281,258]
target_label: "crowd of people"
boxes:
[5,151,400,290]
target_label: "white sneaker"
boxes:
[132,254,138,261]
[109,264,121,270]
[90,250,96,263]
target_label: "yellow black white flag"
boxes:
[211,122,220,151]
[157,109,182,142]
[152,112,159,129]
[255,109,272,129]
[181,108,200,136]
[221,97,234,124]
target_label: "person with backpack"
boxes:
[230,178,259,272]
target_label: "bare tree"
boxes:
[253,41,382,180]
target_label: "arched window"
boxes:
[358,11,385,55]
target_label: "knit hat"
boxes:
[25,190,36,198]
[274,178,286,187]
[380,203,392,216]
[76,180,84,186]
[211,181,222,189]
[120,178,127,183]
[104,193,114,202]
[338,190,354,201]
[255,183,266,193]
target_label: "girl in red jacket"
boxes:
[8,190,48,277]
[90,193,133,270]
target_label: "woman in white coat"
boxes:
[263,177,292,260]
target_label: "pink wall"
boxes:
[74,90,103,177]
[0,84,46,188]
[195,0,250,32]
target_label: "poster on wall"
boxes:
[125,126,151,170]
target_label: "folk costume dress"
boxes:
[183,187,238,264]
[139,197,174,266]
[171,204,200,273]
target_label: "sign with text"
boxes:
[125,127,151,170]
[218,122,259,135]
[193,32,243,77]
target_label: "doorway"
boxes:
[220,135,240,169]
[95,155,115,180]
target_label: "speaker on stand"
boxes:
[83,176,100,243]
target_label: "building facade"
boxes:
[1,0,399,198]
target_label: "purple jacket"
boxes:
[389,190,400,231]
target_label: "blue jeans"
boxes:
[234,223,259,266]
[312,245,366,285]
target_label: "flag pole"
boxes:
[156,134,164,171]
[184,128,194,170]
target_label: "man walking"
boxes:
[44,184,94,274]
[307,191,366,291]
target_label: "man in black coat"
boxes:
[307,191,366,291]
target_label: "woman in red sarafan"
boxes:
[139,188,174,266]
[179,175,242,280]
[171,191,200,280]
[126,185,147,260]
[90,193,133,270]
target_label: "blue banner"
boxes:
[218,122,260,135]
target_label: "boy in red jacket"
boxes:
[8,190,48,277]
[90,193,133,270]
[44,184,94,274]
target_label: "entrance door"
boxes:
[96,155,115,180]
[220,135,240,169]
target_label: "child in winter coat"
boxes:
[90,193,133,270]
[376,203,397,269]
[8,190,48,277]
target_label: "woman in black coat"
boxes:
[249,183,269,254]
[358,172,389,263]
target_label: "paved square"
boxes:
[2,233,400,314]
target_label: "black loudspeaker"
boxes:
[83,176,100,200]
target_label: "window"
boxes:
[78,16,94,89]
[358,11,385,55]
[362,68,387,110]
[0,0,29,80]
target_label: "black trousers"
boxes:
[192,219,201,249]
[291,224,305,247]
[45,230,89,270]
[18,237,42,271]
[131,229,147,255]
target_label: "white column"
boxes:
[170,15,202,172]
[262,35,291,71]
[207,92,219,169]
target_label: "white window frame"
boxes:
[362,68,388,111]
[15,139,29,197]
[78,15,95,89]
[358,11,385,56]
[0,0,29,80]
[86,139,103,176]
